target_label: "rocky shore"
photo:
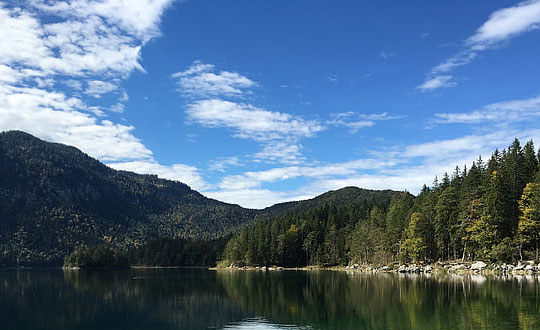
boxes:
[215,260,540,275]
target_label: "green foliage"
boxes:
[128,237,228,267]
[401,212,431,262]
[518,182,540,260]
[224,138,540,266]
[64,246,129,268]
[222,188,408,267]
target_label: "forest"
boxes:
[221,139,540,267]
[64,237,228,268]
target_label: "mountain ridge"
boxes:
[0,130,405,266]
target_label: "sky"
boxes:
[1,0,540,209]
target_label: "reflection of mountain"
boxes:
[0,269,247,330]
[2,270,540,330]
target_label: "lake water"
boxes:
[1,269,539,330]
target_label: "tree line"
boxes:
[64,237,228,268]
[222,139,540,266]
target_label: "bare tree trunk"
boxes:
[462,243,467,262]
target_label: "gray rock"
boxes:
[470,261,487,271]
[398,265,408,273]
[525,264,535,272]
[515,262,526,271]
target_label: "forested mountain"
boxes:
[223,139,540,267]
[0,131,257,266]
[0,131,406,267]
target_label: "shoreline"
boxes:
[211,260,540,276]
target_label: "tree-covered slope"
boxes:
[0,131,257,266]
[223,139,540,267]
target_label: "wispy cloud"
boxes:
[208,156,242,172]
[186,99,324,164]
[417,75,456,91]
[327,111,404,133]
[432,95,540,124]
[172,61,257,98]
[379,50,395,60]
[85,80,119,98]
[419,0,540,91]
[208,128,540,208]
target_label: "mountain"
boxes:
[0,131,257,266]
[0,131,407,266]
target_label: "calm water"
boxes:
[1,269,540,330]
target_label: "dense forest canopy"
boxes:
[222,139,540,267]
[0,131,258,266]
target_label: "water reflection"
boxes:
[222,317,312,329]
[1,269,539,330]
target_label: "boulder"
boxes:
[525,264,535,272]
[470,261,487,271]
[514,262,526,271]
[379,266,392,272]
[424,265,433,273]
[398,265,408,273]
[449,264,465,272]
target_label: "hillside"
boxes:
[223,139,540,267]
[0,131,408,266]
[0,131,257,266]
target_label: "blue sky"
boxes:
[2,0,540,208]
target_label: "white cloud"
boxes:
[419,0,540,91]
[0,1,200,187]
[467,0,540,50]
[186,99,324,163]
[431,52,477,74]
[433,95,540,124]
[208,156,242,172]
[108,160,211,191]
[0,85,153,162]
[32,0,174,42]
[172,61,257,97]
[417,75,456,91]
[205,189,301,209]
[206,128,540,208]
[327,112,402,133]
[85,80,119,98]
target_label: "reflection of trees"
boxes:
[0,269,246,330]
[2,270,540,330]
[217,271,540,330]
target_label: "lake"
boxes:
[1,269,539,330]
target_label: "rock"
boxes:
[408,264,420,273]
[379,266,391,272]
[424,265,433,273]
[449,264,465,272]
[525,264,535,272]
[398,265,408,273]
[470,261,487,271]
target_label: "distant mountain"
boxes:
[260,186,403,219]
[0,131,406,266]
